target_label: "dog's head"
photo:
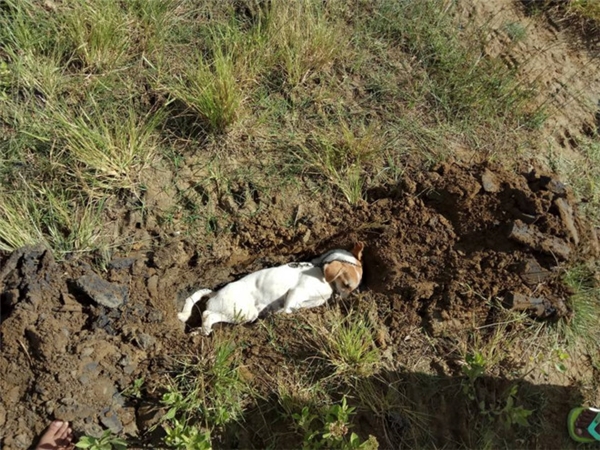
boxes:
[321,242,364,298]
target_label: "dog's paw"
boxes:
[177,312,190,323]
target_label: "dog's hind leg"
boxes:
[178,288,214,322]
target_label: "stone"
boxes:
[0,402,6,428]
[481,169,500,193]
[136,333,156,351]
[539,176,567,196]
[504,291,566,318]
[554,197,579,245]
[101,410,123,434]
[508,220,571,260]
[146,308,163,323]
[76,273,128,308]
[82,422,104,439]
[147,275,159,299]
[108,258,136,270]
[518,259,553,285]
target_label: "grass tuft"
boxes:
[292,120,383,204]
[309,310,381,379]
[49,101,164,192]
[164,47,243,134]
[62,0,132,72]
[562,263,600,347]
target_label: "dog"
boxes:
[177,243,364,335]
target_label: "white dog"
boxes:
[178,243,364,335]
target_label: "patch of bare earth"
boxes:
[1,159,596,448]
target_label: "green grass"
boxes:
[562,263,600,348]
[369,0,542,130]
[0,0,551,255]
[309,309,381,379]
[162,46,244,134]
[159,340,250,449]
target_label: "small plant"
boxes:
[62,0,132,72]
[162,418,212,450]
[497,385,534,430]
[461,351,487,401]
[293,121,382,204]
[75,430,127,450]
[478,385,533,431]
[159,341,249,448]
[122,377,145,399]
[292,397,378,450]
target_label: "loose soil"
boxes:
[1,160,597,449]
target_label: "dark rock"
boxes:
[518,259,553,285]
[504,291,566,318]
[554,197,579,245]
[146,309,163,323]
[76,273,128,308]
[101,410,123,434]
[108,258,136,270]
[508,220,571,260]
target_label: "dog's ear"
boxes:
[351,242,364,261]
[324,261,343,283]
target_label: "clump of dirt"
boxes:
[0,161,594,448]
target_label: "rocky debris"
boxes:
[554,197,579,245]
[100,409,123,434]
[135,332,156,351]
[540,176,567,196]
[481,169,501,193]
[518,258,554,285]
[75,274,128,309]
[108,258,136,271]
[504,291,566,318]
[508,220,571,260]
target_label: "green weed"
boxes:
[292,397,378,450]
[75,430,127,450]
[162,419,212,450]
[48,101,164,192]
[292,121,382,204]
[159,341,249,445]
[262,0,345,88]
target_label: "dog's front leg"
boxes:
[178,288,213,322]
[282,289,306,314]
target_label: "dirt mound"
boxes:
[0,161,593,448]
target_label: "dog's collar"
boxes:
[312,249,361,268]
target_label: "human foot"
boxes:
[35,421,74,450]
[568,407,600,443]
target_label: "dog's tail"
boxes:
[177,288,214,322]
